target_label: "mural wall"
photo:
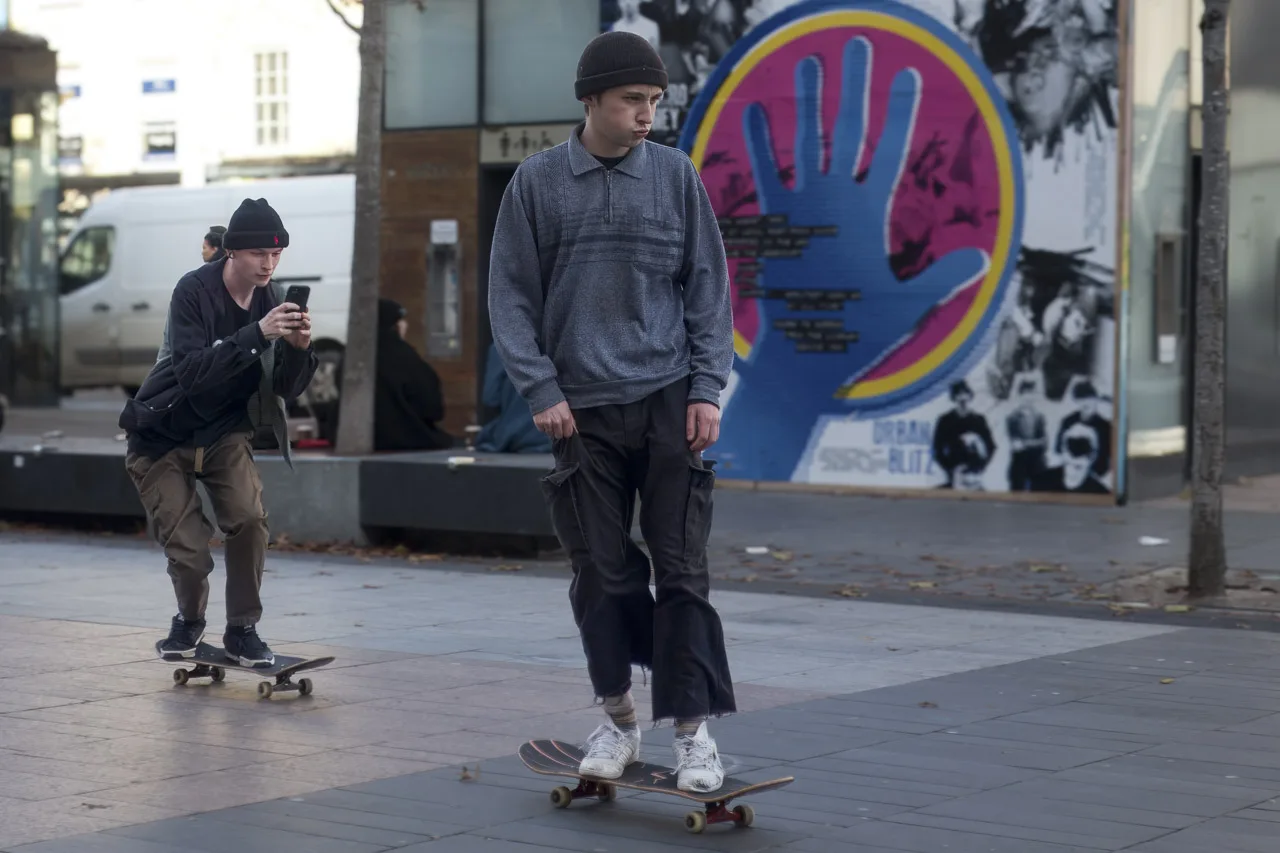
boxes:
[600,0,1120,497]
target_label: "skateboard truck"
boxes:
[254,673,313,699]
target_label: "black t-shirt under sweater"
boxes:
[128,286,267,459]
[595,153,627,170]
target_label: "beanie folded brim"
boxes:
[223,230,290,250]
[575,66,668,100]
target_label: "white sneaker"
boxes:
[578,722,640,779]
[673,722,725,792]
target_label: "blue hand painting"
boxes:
[713,36,990,483]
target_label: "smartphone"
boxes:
[283,284,310,311]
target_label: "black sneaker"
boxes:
[156,614,205,660]
[224,625,275,668]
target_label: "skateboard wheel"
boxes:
[211,667,225,683]
[684,810,707,833]
[550,786,573,809]
[258,681,274,699]
[597,783,616,802]
[733,804,754,827]
[173,668,189,685]
[298,678,313,696]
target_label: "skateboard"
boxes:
[518,739,794,833]
[156,640,335,699]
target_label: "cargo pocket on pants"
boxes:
[541,463,589,556]
[682,463,715,564]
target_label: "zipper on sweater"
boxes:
[606,169,613,223]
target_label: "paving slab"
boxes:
[3,533,1280,852]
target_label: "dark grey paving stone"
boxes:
[340,775,556,819]
[394,837,565,853]
[104,815,384,853]
[235,799,474,838]
[911,796,1180,843]
[1003,776,1267,818]
[800,698,986,728]
[821,746,1049,786]
[1127,817,1279,852]
[802,821,1107,853]
[1087,754,1280,787]
[523,802,802,851]
[1001,706,1218,736]
[706,728,878,762]
[712,718,905,749]
[867,732,1125,770]
[791,754,998,794]
[1141,741,1280,770]
[7,836,189,853]
[776,763,970,801]
[745,768,947,809]
[1073,695,1270,727]
[883,812,1133,850]
[289,788,499,830]
[1234,808,1280,823]
[938,723,1158,753]
[199,806,436,847]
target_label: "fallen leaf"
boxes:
[770,550,793,562]
[362,584,382,589]
[909,581,937,589]
[489,565,522,572]
[919,701,938,709]
[741,574,758,583]
[1030,564,1058,573]
[833,586,866,598]
[1160,678,1175,685]
[1163,604,1191,613]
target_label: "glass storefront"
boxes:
[0,32,59,406]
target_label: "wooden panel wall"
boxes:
[380,128,479,439]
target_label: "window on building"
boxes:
[385,0,477,129]
[254,51,289,145]
[59,226,114,295]
[142,121,176,159]
[483,0,599,124]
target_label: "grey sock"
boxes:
[603,693,638,732]
[675,718,704,738]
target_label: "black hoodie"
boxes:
[120,257,317,459]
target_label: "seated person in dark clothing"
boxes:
[374,298,454,452]
[474,342,551,454]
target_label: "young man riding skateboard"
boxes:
[488,30,737,792]
[120,198,317,668]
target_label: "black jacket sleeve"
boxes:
[272,338,318,401]
[169,280,267,394]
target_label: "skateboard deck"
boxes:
[519,739,793,833]
[156,640,335,699]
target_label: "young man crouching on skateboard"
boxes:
[488,31,737,792]
[120,198,317,668]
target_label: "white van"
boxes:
[57,174,354,409]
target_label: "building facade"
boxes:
[10,0,361,238]
[384,0,1134,499]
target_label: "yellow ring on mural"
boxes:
[690,9,1016,401]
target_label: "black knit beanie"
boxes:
[223,198,290,251]
[575,31,668,100]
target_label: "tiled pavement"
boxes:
[2,536,1280,851]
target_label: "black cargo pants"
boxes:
[540,376,737,722]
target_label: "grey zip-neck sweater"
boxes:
[487,125,733,415]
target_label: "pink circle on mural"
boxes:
[696,22,1003,382]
